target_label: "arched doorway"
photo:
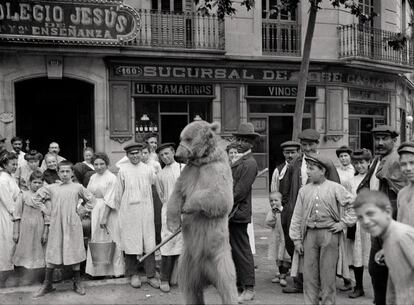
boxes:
[15,77,94,163]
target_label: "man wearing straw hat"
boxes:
[229,122,259,303]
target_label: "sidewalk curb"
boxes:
[0,277,129,295]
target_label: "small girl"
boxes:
[43,154,60,185]
[15,150,43,190]
[345,149,372,298]
[265,191,290,286]
[13,170,49,270]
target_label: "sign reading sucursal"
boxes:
[0,0,139,45]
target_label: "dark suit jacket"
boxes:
[229,152,258,224]
[359,150,406,219]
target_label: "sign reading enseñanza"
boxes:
[0,0,139,45]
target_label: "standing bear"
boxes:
[166,120,238,304]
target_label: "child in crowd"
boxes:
[354,190,414,305]
[42,154,60,184]
[32,160,94,297]
[14,150,43,190]
[13,170,49,270]
[265,191,290,287]
[344,149,372,298]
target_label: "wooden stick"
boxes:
[139,167,269,262]
[138,229,182,263]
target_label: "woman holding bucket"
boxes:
[85,152,125,277]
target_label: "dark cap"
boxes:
[336,146,353,158]
[155,142,176,154]
[123,142,144,153]
[0,134,5,142]
[298,129,320,142]
[304,153,331,171]
[371,125,399,138]
[397,141,414,156]
[351,148,372,161]
[280,141,301,150]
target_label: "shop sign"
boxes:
[0,0,139,45]
[133,83,214,96]
[112,64,395,90]
[349,89,389,102]
[246,85,317,98]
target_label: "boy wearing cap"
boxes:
[289,154,355,305]
[336,146,355,185]
[270,141,300,193]
[281,129,340,294]
[116,143,159,289]
[155,143,184,293]
[397,141,414,227]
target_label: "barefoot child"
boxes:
[354,190,414,305]
[265,191,290,287]
[13,171,49,269]
[33,160,94,297]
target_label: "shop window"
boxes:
[135,98,211,143]
[349,102,387,152]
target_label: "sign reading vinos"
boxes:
[0,0,139,45]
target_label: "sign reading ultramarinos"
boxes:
[0,0,139,45]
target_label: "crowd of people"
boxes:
[0,122,414,304]
[266,125,414,305]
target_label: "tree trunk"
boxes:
[292,1,318,141]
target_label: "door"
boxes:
[15,77,94,163]
[160,114,188,143]
[268,116,293,176]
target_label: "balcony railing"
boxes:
[338,24,414,68]
[262,21,301,56]
[125,10,224,51]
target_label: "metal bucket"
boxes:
[88,241,115,265]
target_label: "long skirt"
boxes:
[85,199,124,277]
[346,222,371,267]
[0,207,14,271]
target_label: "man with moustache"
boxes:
[40,142,66,171]
[270,141,300,193]
[361,126,406,305]
[281,129,340,294]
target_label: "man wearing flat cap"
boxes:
[270,141,300,193]
[362,125,406,305]
[228,122,259,302]
[155,143,184,293]
[289,153,355,305]
[281,129,340,294]
[336,146,355,185]
[116,142,160,290]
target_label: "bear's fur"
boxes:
[166,120,237,305]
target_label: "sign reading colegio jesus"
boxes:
[0,0,139,45]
